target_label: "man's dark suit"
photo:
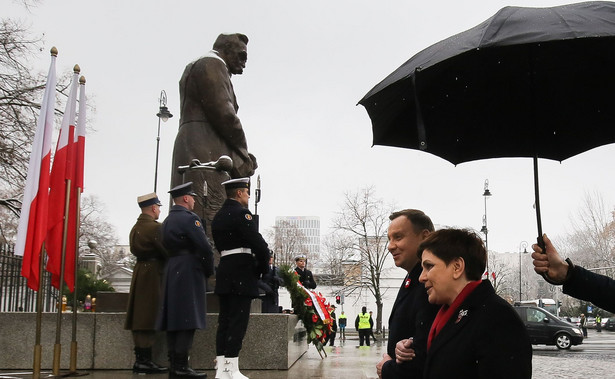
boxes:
[381,264,439,379]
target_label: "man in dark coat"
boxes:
[125,192,168,374]
[294,255,317,289]
[171,33,257,231]
[258,251,283,313]
[376,209,439,379]
[157,182,214,378]
[212,177,269,379]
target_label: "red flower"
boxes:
[305,298,313,307]
[312,314,319,323]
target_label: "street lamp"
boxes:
[481,179,492,276]
[519,241,528,302]
[154,90,173,192]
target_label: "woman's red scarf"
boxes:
[427,280,482,351]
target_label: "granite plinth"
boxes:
[0,312,306,370]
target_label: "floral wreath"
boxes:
[280,265,333,355]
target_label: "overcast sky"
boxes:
[7,0,615,255]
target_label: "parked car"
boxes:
[603,317,615,331]
[514,306,584,349]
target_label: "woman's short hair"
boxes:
[418,228,486,281]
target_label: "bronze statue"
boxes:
[171,33,257,239]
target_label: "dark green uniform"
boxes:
[125,214,168,331]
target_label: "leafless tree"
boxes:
[488,251,515,301]
[78,195,120,277]
[330,186,392,332]
[562,191,615,276]
[0,17,73,209]
[267,220,308,267]
[0,191,20,243]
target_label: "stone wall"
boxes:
[0,312,306,370]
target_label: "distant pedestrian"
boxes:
[369,311,377,342]
[258,251,283,313]
[356,306,371,346]
[338,311,347,341]
[324,305,338,346]
[580,314,588,337]
[596,315,602,332]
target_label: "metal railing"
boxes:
[0,244,58,312]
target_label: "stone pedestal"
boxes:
[0,312,306,370]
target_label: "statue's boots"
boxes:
[133,347,168,374]
[169,353,207,378]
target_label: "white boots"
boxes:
[214,357,248,379]
[215,356,226,379]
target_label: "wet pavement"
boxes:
[4,330,615,378]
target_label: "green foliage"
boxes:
[62,268,114,307]
[280,264,332,354]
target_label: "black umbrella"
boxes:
[359,1,615,250]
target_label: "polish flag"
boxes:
[15,49,57,291]
[46,67,79,290]
[62,76,87,292]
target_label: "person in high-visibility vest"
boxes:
[355,306,372,346]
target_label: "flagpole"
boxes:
[33,243,47,379]
[68,191,82,376]
[52,178,72,376]
[68,74,87,376]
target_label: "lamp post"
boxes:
[154,90,173,193]
[519,241,528,302]
[481,179,492,277]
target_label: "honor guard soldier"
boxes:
[157,182,214,378]
[125,192,168,374]
[294,254,317,289]
[212,177,269,379]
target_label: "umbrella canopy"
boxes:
[359,1,615,165]
[359,1,615,252]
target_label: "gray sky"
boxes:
[7,0,615,254]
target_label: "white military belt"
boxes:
[220,247,252,257]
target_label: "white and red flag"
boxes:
[15,49,57,291]
[46,67,79,291]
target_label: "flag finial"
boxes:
[73,64,80,74]
[50,46,58,57]
[79,76,86,85]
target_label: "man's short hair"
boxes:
[417,228,486,281]
[389,209,435,234]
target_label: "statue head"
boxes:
[213,33,249,75]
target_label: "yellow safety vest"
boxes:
[358,313,371,329]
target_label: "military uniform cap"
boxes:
[295,254,307,262]
[169,182,197,198]
[137,193,162,208]
[221,177,250,189]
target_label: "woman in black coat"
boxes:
[418,228,532,379]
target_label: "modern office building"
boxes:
[274,216,321,257]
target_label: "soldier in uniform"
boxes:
[212,177,269,379]
[125,192,168,374]
[294,255,317,289]
[157,182,214,378]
